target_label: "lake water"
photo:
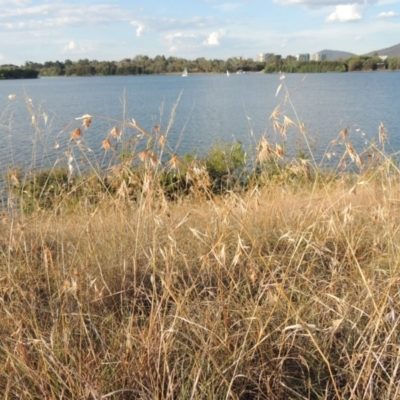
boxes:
[1,72,400,178]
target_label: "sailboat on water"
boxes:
[182,68,188,77]
[226,70,230,76]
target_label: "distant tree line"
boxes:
[23,56,266,77]
[263,54,400,73]
[0,65,39,79]
[4,54,400,79]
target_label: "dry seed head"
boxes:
[167,154,180,170]
[283,115,295,127]
[8,93,17,101]
[83,116,92,129]
[8,168,20,187]
[137,149,149,163]
[109,126,120,139]
[340,127,348,140]
[345,142,362,168]
[257,137,273,163]
[158,134,167,148]
[379,122,387,146]
[150,153,159,167]
[70,127,82,141]
[154,125,161,134]
[102,138,112,150]
[142,173,152,195]
[276,144,284,158]
[116,180,129,199]
[273,120,281,132]
[269,106,280,120]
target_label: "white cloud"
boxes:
[0,3,132,27]
[274,0,376,6]
[326,4,363,22]
[377,10,399,18]
[130,16,219,35]
[275,0,352,5]
[131,20,148,37]
[63,40,76,52]
[203,29,226,46]
[62,40,88,55]
[0,0,31,5]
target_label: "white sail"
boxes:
[182,68,188,77]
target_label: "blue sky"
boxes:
[1,0,400,65]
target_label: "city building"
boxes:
[257,53,274,62]
[296,53,310,62]
[310,53,327,61]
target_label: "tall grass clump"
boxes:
[1,76,400,399]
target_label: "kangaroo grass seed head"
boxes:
[269,105,280,120]
[82,116,92,129]
[70,127,82,141]
[167,154,180,170]
[158,134,167,148]
[102,138,112,150]
[340,127,348,140]
[379,122,388,146]
[109,126,120,139]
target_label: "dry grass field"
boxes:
[1,77,400,399]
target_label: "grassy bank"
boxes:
[1,77,400,399]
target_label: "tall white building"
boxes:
[257,53,274,62]
[296,54,310,61]
[310,53,327,61]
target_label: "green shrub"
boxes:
[205,141,246,192]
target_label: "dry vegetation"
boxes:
[1,76,400,399]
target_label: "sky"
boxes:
[1,0,400,66]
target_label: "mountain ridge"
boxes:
[315,42,400,60]
[364,42,400,57]
[315,49,356,60]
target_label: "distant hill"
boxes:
[364,42,400,58]
[316,50,356,60]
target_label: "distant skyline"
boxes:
[1,0,400,66]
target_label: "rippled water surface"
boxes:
[1,72,400,175]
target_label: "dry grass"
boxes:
[1,78,400,399]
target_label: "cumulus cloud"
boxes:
[377,11,399,18]
[326,4,363,22]
[131,20,148,37]
[62,40,87,55]
[203,29,226,46]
